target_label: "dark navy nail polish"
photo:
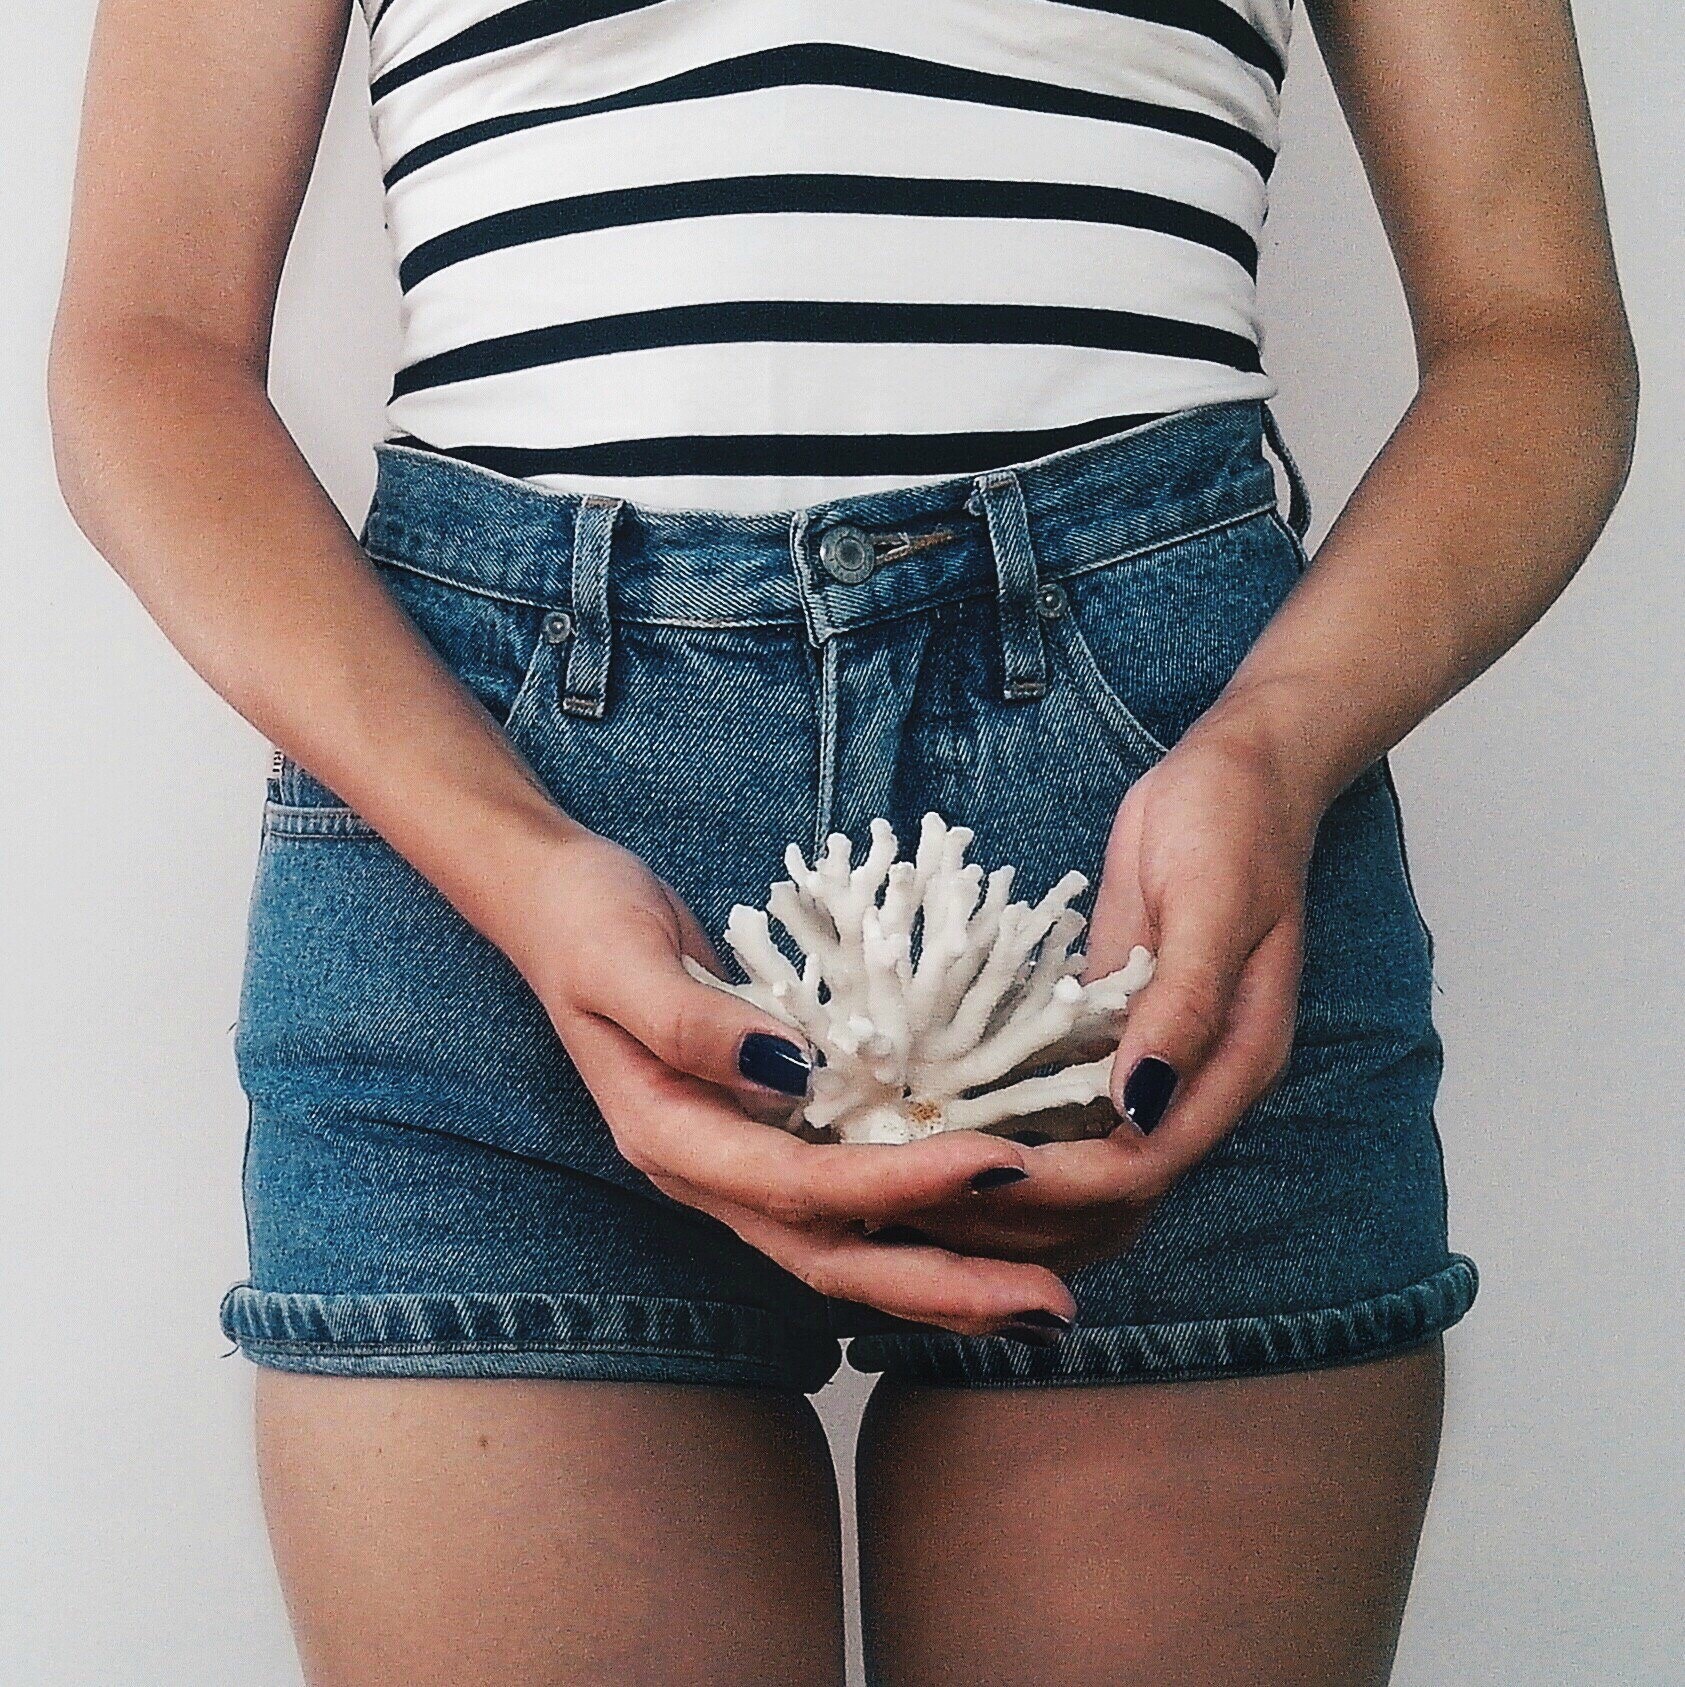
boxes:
[969,1165,1029,1192]
[1008,1129,1051,1146]
[1121,1057,1178,1132]
[1000,1320,1065,1348]
[1009,1309,1072,1330]
[867,1225,930,1246]
[738,1033,812,1097]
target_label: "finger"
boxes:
[661,900,801,1121]
[864,1205,1072,1261]
[663,887,728,974]
[868,1208,1127,1268]
[664,1179,1077,1335]
[1126,916,1301,1177]
[566,1012,1031,1225]
[570,913,818,1109]
[1011,920,1302,1210]
[1104,872,1264,1131]
[974,1132,1165,1214]
[879,1164,1136,1259]
[888,1205,1157,1275]
[1082,801,1150,975]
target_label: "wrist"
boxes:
[405,779,592,975]
[1177,687,1358,840]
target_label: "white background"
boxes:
[4,5,1681,1682]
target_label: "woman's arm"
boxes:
[904,0,1636,1260]
[49,0,571,964]
[1095,0,1637,1116]
[1206,0,1637,812]
[50,0,1064,1331]
[1094,0,1635,1188]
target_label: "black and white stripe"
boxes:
[364,0,1293,511]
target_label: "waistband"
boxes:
[361,400,1301,644]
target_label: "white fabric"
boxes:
[363,0,1294,511]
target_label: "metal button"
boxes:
[816,523,877,585]
[542,609,574,644]
[1036,582,1068,620]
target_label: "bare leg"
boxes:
[255,1373,846,1687]
[857,1341,1444,1686]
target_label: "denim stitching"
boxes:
[236,1339,799,1366]
[366,546,558,612]
[720,504,1282,647]
[368,495,1277,639]
[848,1258,1478,1387]
[1054,501,1277,584]
[1264,509,1313,574]
[607,613,802,631]
[813,640,840,851]
[261,800,379,840]
[1046,613,1172,764]
[970,468,1050,702]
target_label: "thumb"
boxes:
[1106,889,1257,1135]
[580,938,816,1112]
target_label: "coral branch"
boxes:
[705,815,1156,1143]
[943,1055,1117,1132]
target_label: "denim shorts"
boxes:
[221,401,1477,1392]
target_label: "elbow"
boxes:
[46,310,136,537]
[1570,281,1643,487]
[46,319,99,527]
[1427,298,1640,514]
[1604,324,1641,505]
[1572,311,1640,522]
[47,308,260,541]
[1560,310,1640,531]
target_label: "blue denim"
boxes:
[222,401,1476,1391]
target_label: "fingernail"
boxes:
[866,1224,930,1245]
[1010,1309,1072,1329]
[1000,1326,1062,1348]
[969,1165,1029,1193]
[999,1312,1071,1348]
[1008,1129,1051,1147]
[739,1032,812,1097]
[1121,1057,1178,1133]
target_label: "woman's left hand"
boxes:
[878,724,1325,1274]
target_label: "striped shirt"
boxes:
[363,0,1294,512]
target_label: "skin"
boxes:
[51,0,1635,1680]
[857,1344,1445,1687]
[254,1376,847,1687]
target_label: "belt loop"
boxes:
[1261,401,1312,539]
[562,493,621,719]
[967,469,1047,703]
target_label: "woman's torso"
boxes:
[364,0,1294,512]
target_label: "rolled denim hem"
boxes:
[846,1256,1478,1389]
[219,1286,842,1393]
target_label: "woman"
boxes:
[50,0,1632,1680]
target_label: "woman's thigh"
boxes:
[855,1342,1444,1687]
[254,1373,846,1687]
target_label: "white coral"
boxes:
[688,814,1155,1144]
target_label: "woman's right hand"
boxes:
[498,828,1077,1338]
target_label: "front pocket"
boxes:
[370,554,554,736]
[1045,510,1302,764]
[1042,609,1173,765]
